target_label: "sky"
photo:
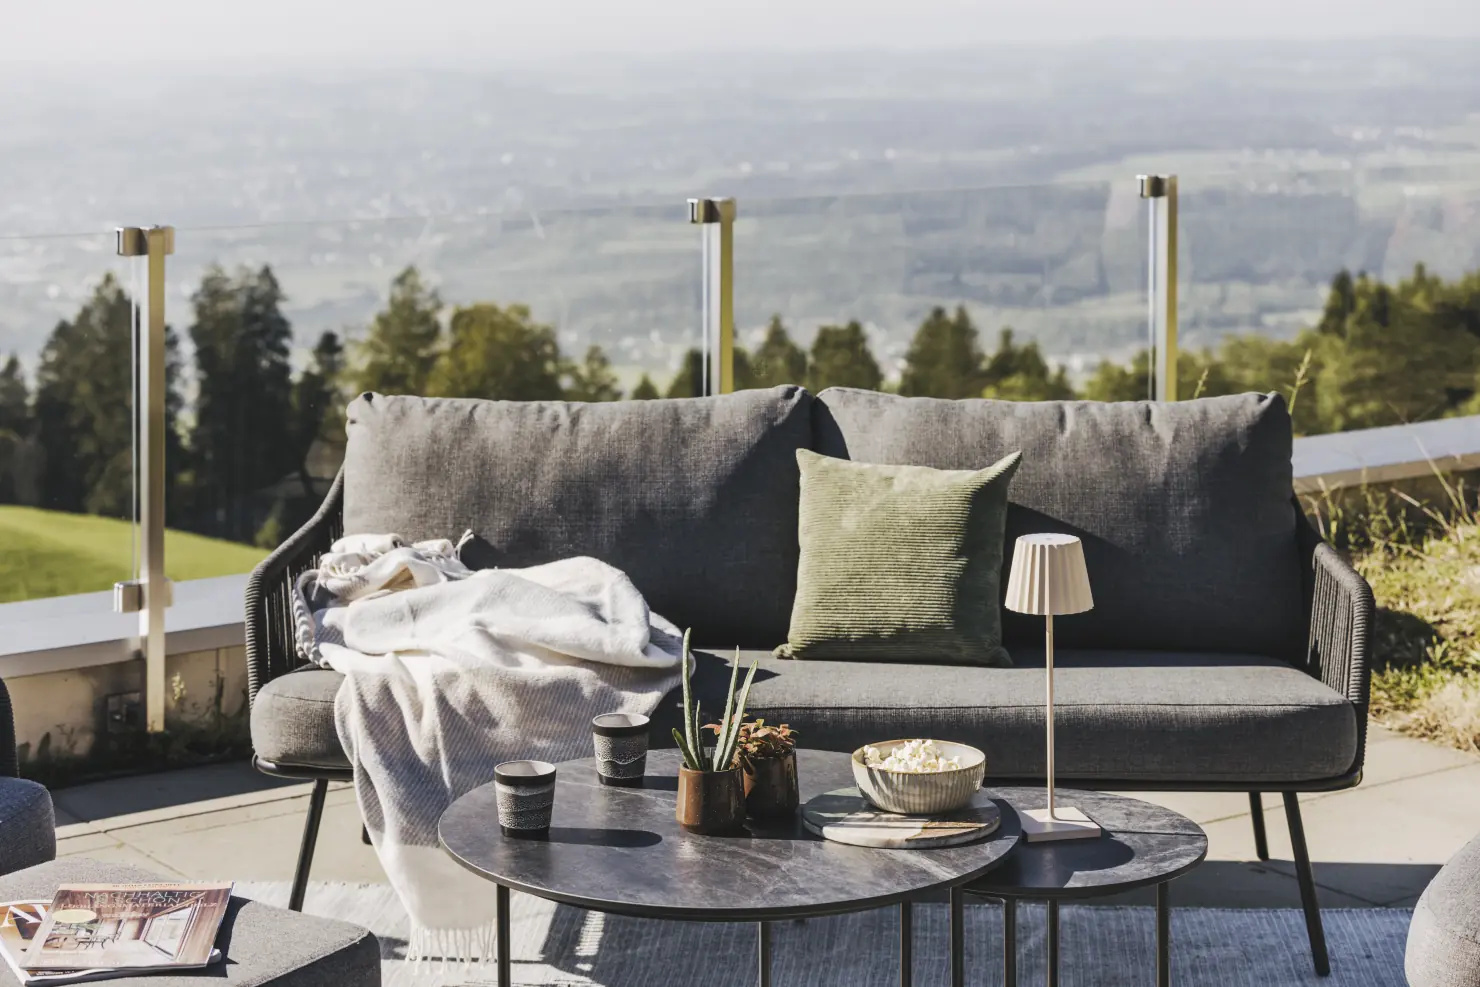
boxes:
[4,0,1479,68]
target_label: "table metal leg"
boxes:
[899,900,912,987]
[1003,898,1017,987]
[1046,901,1059,987]
[496,884,511,987]
[950,887,965,987]
[1157,883,1170,987]
[758,921,772,987]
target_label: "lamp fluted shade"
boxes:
[1003,533,1094,616]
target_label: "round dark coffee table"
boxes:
[440,749,1021,987]
[963,787,1208,987]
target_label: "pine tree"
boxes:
[748,316,807,389]
[354,266,443,395]
[0,354,33,505]
[899,305,985,398]
[289,331,347,504]
[806,321,883,392]
[629,374,660,400]
[189,265,297,542]
[1079,354,1149,402]
[1316,269,1357,337]
[426,303,565,400]
[564,345,623,402]
[665,349,705,398]
[34,275,139,516]
[980,329,1075,401]
[0,356,29,437]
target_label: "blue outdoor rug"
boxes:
[237,882,1410,986]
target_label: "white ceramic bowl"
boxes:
[851,740,986,815]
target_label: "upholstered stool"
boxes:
[1408,830,1480,987]
[0,859,380,986]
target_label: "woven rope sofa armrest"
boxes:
[1298,511,1375,777]
[244,469,345,706]
[0,677,16,778]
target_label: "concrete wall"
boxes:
[7,645,249,762]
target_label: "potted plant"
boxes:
[670,630,758,834]
[727,718,799,820]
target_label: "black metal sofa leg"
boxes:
[289,779,329,912]
[1249,792,1270,860]
[1283,792,1330,976]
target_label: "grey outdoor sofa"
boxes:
[246,386,1372,976]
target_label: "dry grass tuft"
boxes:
[1340,472,1480,753]
[1380,675,1480,754]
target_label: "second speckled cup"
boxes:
[592,712,650,787]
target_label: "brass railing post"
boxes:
[688,197,736,395]
[115,225,174,733]
[1138,175,1179,401]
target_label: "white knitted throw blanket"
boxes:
[292,534,682,962]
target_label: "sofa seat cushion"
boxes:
[1407,830,1480,987]
[813,389,1305,661]
[251,668,349,771]
[342,387,812,647]
[0,859,380,986]
[656,649,1358,785]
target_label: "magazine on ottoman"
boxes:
[1,883,231,981]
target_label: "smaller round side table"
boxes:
[964,787,1208,987]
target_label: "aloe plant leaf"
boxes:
[671,728,701,771]
[719,659,761,771]
[713,648,747,770]
[711,648,742,770]
[679,628,697,759]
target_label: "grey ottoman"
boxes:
[1408,830,1480,987]
[0,859,380,986]
[0,778,55,876]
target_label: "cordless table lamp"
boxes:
[1003,533,1101,842]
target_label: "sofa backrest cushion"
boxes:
[812,389,1304,660]
[342,387,812,648]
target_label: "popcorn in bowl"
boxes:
[852,738,986,814]
[862,739,965,774]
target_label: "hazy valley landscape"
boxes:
[5,40,1480,383]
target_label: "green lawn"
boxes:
[0,507,267,604]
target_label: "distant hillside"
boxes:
[0,507,265,604]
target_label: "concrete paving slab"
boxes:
[1251,771,1480,865]
[118,797,386,884]
[1359,727,1480,787]
[55,830,125,856]
[97,792,339,839]
[56,841,188,877]
[51,805,83,828]
[50,761,302,822]
[1092,861,1376,910]
[1104,790,1256,828]
[1257,859,1440,907]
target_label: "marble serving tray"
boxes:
[801,787,1002,848]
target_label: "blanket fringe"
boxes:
[408,921,499,974]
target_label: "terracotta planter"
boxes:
[743,751,799,820]
[676,765,746,834]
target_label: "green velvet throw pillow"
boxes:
[776,448,1022,666]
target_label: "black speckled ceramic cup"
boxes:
[493,760,556,838]
[592,713,650,787]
